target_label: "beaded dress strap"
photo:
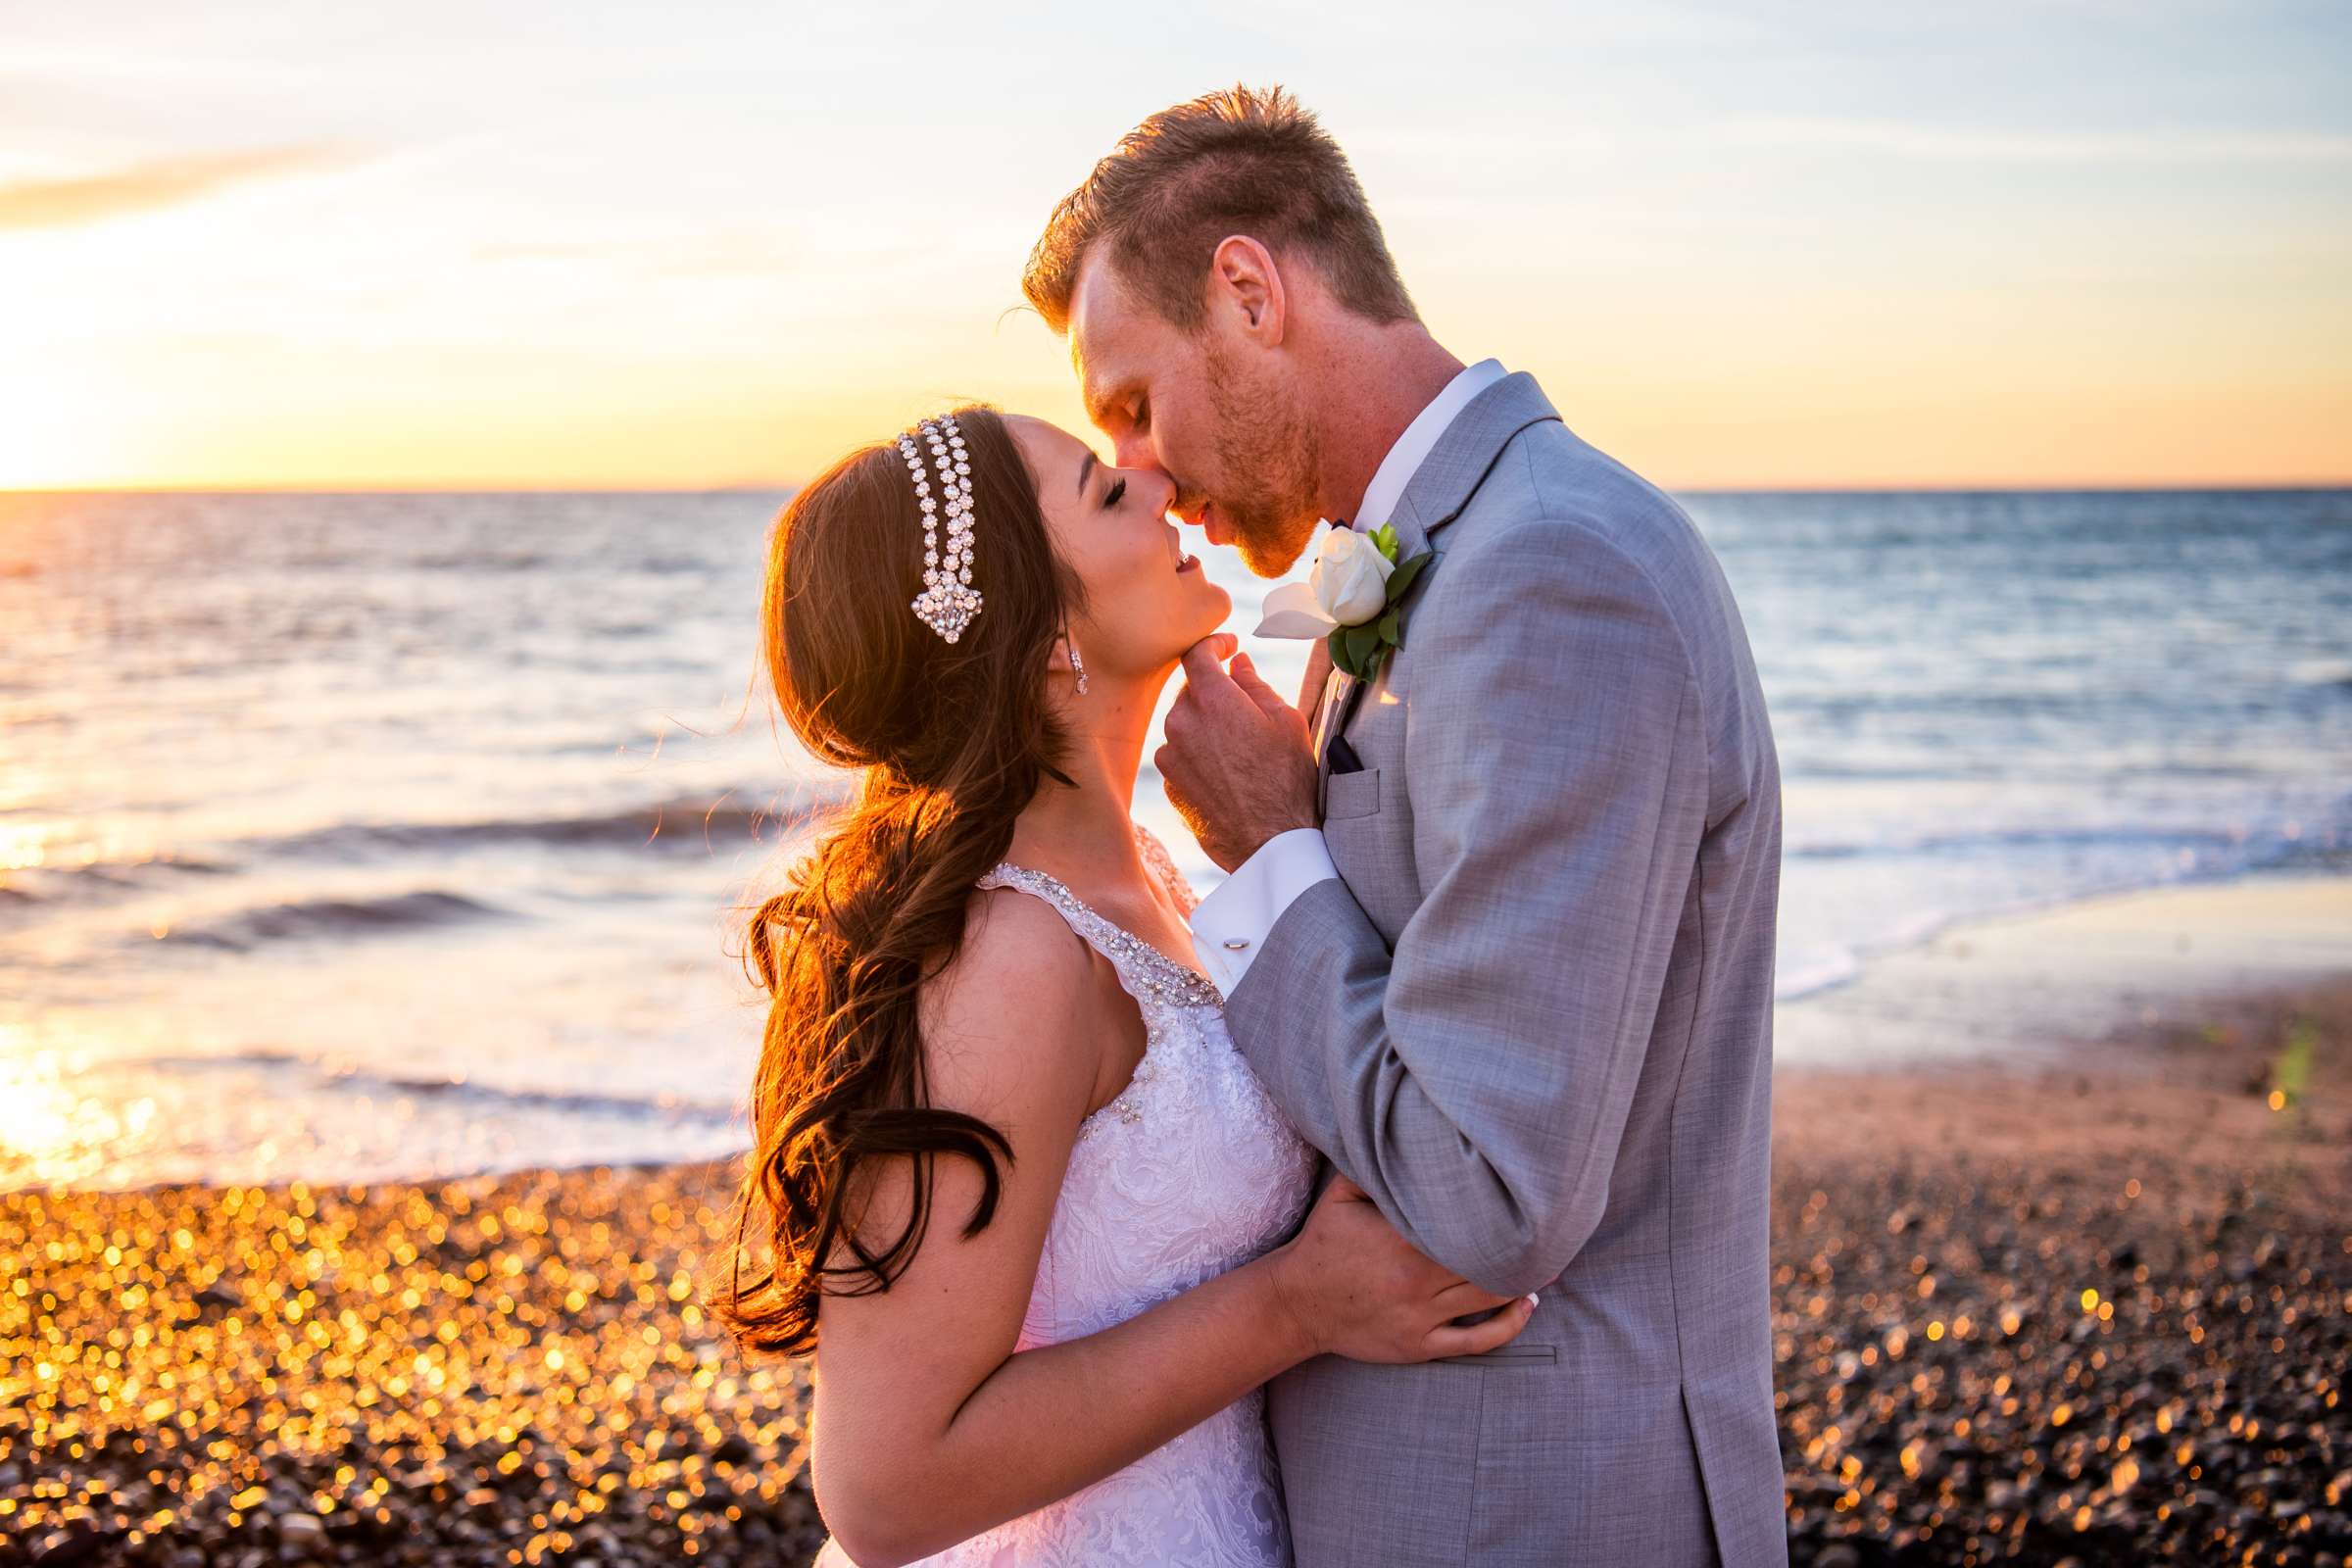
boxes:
[976,861,1222,1011]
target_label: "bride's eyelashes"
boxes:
[1103,477,1128,511]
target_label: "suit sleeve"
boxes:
[1224,518,1708,1297]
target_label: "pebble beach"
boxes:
[5,881,2346,1567]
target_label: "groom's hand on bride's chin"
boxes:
[1157,637,1318,872]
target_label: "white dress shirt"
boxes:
[1189,358,1507,993]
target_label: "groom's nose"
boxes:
[1140,466,1179,516]
[1110,428,1162,474]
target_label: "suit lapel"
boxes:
[1311,372,1568,794]
[1384,371,1565,554]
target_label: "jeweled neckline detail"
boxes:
[982,861,1224,1011]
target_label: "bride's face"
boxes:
[1009,416,1230,682]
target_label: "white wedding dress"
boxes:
[814,827,1317,1567]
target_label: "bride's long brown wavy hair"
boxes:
[715,406,1082,1358]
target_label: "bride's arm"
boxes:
[808,891,1527,1568]
[811,890,1286,1564]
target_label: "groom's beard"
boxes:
[1204,345,1323,577]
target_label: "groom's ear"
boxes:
[1207,235,1286,346]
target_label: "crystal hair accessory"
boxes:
[899,415,982,643]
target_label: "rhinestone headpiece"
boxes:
[899,415,982,643]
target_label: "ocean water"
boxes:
[2,487,2346,1191]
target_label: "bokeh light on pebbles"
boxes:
[1,1163,825,1566]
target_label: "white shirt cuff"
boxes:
[1189,828,1339,995]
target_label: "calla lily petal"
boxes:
[1254,582,1336,639]
[1255,607,1340,639]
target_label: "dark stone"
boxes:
[31,1526,123,1568]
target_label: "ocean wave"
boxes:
[162,889,510,952]
[2290,659,2352,691]
[108,1045,743,1125]
[1786,821,2341,862]
[412,551,552,572]
[1775,947,1862,1002]
[252,793,836,858]
[0,852,235,907]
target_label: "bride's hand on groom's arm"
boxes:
[1158,636,1319,872]
[1262,1175,1538,1365]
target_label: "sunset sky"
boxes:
[3,0,2347,491]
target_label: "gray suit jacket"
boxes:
[1226,372,1787,1566]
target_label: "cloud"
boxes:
[473,230,805,279]
[1724,117,2352,165]
[0,144,352,231]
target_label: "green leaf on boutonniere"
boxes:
[1327,625,1375,680]
[1371,522,1401,564]
[1325,546,1435,681]
[1384,550,1433,604]
[1326,625,1357,678]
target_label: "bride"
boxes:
[715,406,1536,1567]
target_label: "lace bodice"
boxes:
[814,826,1317,1567]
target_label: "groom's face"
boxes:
[1067,255,1322,578]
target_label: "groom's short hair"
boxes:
[1024,85,1418,335]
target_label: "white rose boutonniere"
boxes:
[1252,522,1434,679]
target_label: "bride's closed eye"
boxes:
[1102,477,1127,510]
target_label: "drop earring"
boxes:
[1068,644,1089,696]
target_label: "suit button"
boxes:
[1221,939,1250,951]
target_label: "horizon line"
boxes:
[8,477,2351,500]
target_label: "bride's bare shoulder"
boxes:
[913,885,1102,1123]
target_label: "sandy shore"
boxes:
[1777,871,2352,1067]
[4,876,2346,1566]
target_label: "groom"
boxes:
[1025,88,1787,1565]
